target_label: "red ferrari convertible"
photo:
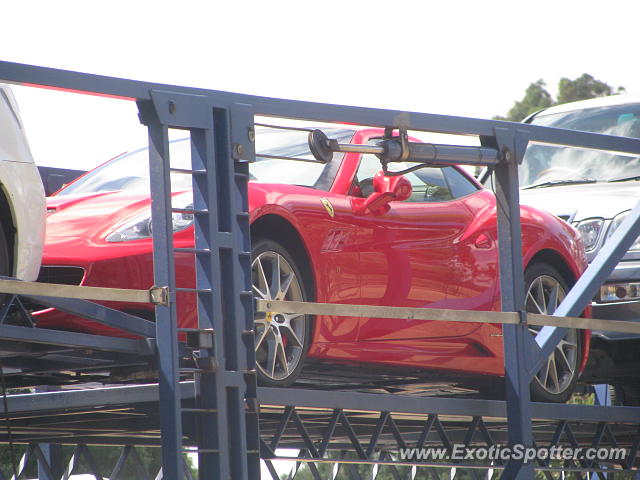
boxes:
[34,127,589,402]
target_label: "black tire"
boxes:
[251,238,312,387]
[526,263,582,403]
[614,384,640,406]
[0,221,10,306]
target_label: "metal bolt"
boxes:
[233,143,245,159]
[248,127,255,142]
[503,149,512,162]
[168,101,176,115]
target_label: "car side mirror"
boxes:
[361,171,412,214]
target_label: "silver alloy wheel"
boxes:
[526,274,579,395]
[252,250,306,382]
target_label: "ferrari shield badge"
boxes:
[320,198,335,218]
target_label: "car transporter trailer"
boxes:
[0,61,638,479]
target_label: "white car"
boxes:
[482,94,640,403]
[0,84,45,281]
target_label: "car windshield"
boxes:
[519,103,640,188]
[57,127,354,196]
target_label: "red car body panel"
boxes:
[35,129,590,379]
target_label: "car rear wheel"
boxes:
[526,263,582,403]
[252,238,311,386]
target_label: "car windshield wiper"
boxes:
[608,175,640,183]
[522,179,597,190]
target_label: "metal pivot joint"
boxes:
[308,126,502,176]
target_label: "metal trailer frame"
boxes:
[0,61,638,479]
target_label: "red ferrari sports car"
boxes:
[34,126,589,402]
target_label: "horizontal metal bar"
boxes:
[2,382,638,424]
[530,128,640,156]
[257,299,518,324]
[3,62,640,158]
[169,167,206,175]
[318,132,500,166]
[257,153,324,164]
[4,382,195,413]
[0,278,166,305]
[527,313,640,334]
[260,388,507,418]
[259,388,640,423]
[0,324,154,355]
[397,143,500,166]
[254,122,314,132]
[258,300,640,333]
[333,143,383,155]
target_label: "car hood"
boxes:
[520,181,640,223]
[45,191,155,240]
[44,183,316,241]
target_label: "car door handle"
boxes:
[474,233,493,249]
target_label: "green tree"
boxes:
[496,74,625,122]
[0,444,198,479]
[557,73,625,105]
[497,79,554,122]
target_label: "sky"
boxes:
[2,0,640,170]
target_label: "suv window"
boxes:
[521,104,640,187]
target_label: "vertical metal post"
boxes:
[591,385,611,480]
[189,125,225,480]
[192,103,258,479]
[139,90,259,479]
[137,100,184,480]
[492,127,534,479]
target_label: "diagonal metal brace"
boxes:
[530,198,640,377]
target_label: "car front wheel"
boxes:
[251,238,311,387]
[526,263,582,403]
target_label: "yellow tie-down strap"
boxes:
[256,299,640,335]
[0,278,169,306]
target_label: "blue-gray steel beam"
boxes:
[24,295,156,337]
[148,89,227,480]
[531,199,640,375]
[226,102,260,480]
[1,383,189,412]
[3,61,640,158]
[147,89,259,479]
[492,127,534,480]
[4,383,640,424]
[137,100,184,480]
[189,103,256,480]
[0,324,154,354]
[261,387,640,423]
[189,124,225,480]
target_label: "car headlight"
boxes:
[605,210,640,251]
[575,218,604,252]
[106,199,194,243]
